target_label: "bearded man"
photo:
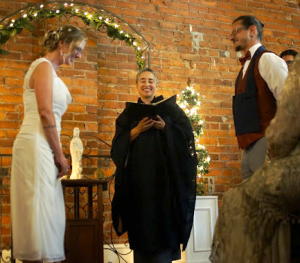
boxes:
[230,15,288,180]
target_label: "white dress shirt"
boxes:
[242,43,288,99]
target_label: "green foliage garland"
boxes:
[0,2,146,69]
[178,82,210,195]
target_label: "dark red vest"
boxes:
[235,50,277,149]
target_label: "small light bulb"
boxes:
[75,9,79,12]
[99,16,102,19]
[40,4,44,8]
[120,30,123,33]
[23,14,27,18]
[56,10,60,13]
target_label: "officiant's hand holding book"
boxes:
[125,95,177,123]
[130,115,166,141]
[128,95,177,141]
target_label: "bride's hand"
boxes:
[54,153,69,178]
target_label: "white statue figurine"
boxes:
[70,127,83,179]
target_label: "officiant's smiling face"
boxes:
[136,71,158,103]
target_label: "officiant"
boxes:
[111,68,197,263]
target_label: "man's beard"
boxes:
[234,38,247,52]
[235,45,242,52]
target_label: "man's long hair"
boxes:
[233,15,264,42]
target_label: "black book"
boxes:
[125,95,177,122]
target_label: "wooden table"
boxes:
[61,178,108,263]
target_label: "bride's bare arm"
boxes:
[31,62,69,177]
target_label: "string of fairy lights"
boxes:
[0,2,147,69]
[177,81,210,193]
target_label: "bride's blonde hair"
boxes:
[40,24,86,54]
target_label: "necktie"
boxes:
[239,51,251,66]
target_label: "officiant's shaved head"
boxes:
[136,68,158,84]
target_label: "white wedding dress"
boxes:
[11,58,71,262]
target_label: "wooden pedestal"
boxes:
[62,179,108,263]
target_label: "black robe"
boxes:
[111,95,197,255]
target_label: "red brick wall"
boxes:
[0,0,299,245]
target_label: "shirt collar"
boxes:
[248,43,262,58]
